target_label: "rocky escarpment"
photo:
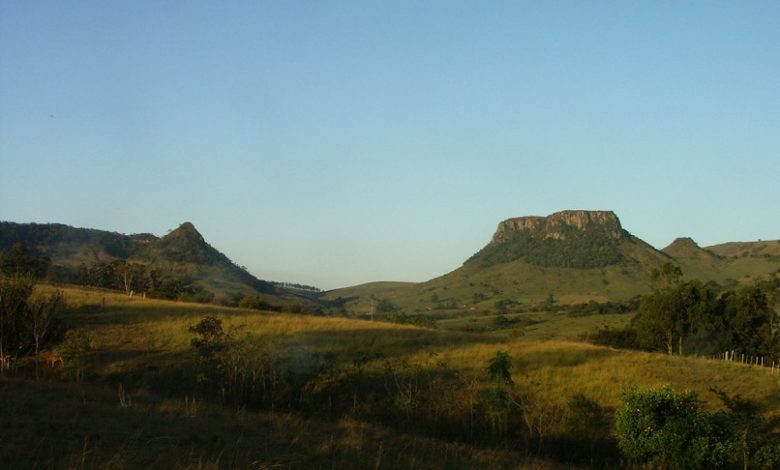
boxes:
[492,210,626,243]
[469,210,631,269]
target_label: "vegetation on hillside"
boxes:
[0,274,66,372]
[0,222,283,304]
[466,222,626,268]
[2,217,780,468]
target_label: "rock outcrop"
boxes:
[466,210,633,269]
[492,210,626,243]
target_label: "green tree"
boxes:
[723,286,777,358]
[650,262,683,289]
[633,280,716,355]
[112,260,145,296]
[189,315,227,365]
[487,351,513,384]
[615,385,725,469]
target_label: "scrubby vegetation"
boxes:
[0,274,66,372]
[467,223,625,269]
[615,385,780,469]
[2,270,779,468]
[2,220,780,468]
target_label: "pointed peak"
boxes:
[665,237,701,250]
[663,237,721,261]
[178,221,196,230]
[164,221,205,243]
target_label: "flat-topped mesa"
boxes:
[492,210,625,243]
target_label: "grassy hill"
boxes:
[0,221,314,308]
[326,211,780,316]
[4,284,780,468]
[662,237,780,288]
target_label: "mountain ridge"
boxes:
[0,220,308,307]
[3,213,778,313]
[325,210,780,313]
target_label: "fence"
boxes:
[705,350,780,375]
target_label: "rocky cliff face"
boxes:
[467,210,631,269]
[492,210,626,243]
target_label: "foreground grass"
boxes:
[8,284,780,468]
[47,285,780,419]
[1,377,530,470]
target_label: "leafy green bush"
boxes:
[615,386,726,468]
[60,330,93,382]
[487,351,513,384]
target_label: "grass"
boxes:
[435,311,633,341]
[1,377,530,469]
[5,283,780,468]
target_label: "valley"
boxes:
[1,211,779,468]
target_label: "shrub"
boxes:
[487,351,513,384]
[615,386,726,468]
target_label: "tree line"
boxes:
[0,242,215,303]
[589,263,779,361]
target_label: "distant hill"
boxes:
[326,210,780,314]
[662,237,721,262]
[707,240,780,259]
[0,221,314,308]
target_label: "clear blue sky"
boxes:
[1,1,778,289]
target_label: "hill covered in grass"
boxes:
[0,221,313,307]
[327,210,780,315]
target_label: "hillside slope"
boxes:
[329,211,780,314]
[0,221,311,306]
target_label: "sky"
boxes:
[1,1,778,290]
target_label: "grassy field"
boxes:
[435,311,633,341]
[4,284,780,468]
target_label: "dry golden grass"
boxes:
[54,284,780,417]
[11,283,778,468]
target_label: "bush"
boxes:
[615,386,726,468]
[0,274,66,370]
[487,351,513,384]
[60,330,93,382]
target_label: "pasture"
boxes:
[3,284,780,468]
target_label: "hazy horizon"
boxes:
[2,1,778,289]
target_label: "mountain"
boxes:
[0,221,313,307]
[662,237,721,262]
[127,222,278,297]
[467,210,662,269]
[326,211,780,314]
